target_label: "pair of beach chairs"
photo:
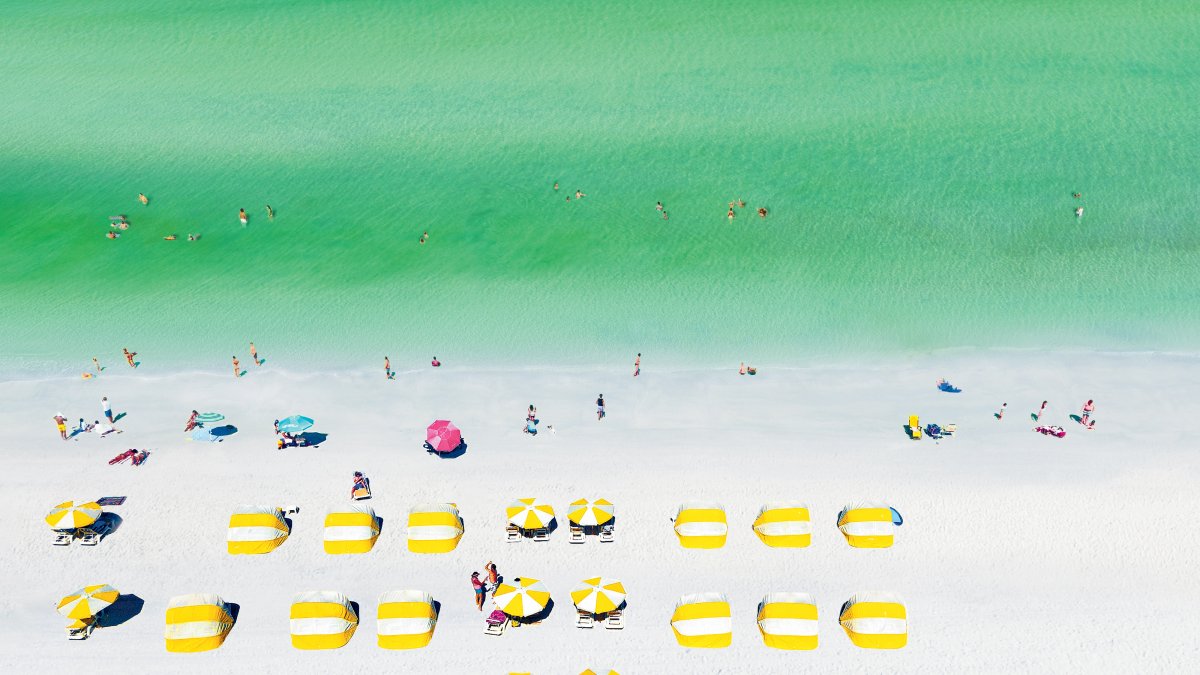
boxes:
[568,523,615,544]
[53,523,106,547]
[577,609,624,630]
[506,525,551,542]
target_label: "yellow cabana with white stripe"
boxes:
[674,502,727,549]
[753,501,812,548]
[568,498,614,526]
[670,593,732,648]
[227,505,290,555]
[323,504,380,554]
[46,501,102,530]
[290,591,358,650]
[407,503,464,553]
[581,670,620,675]
[492,577,551,618]
[377,590,437,649]
[757,592,818,650]
[839,592,907,649]
[58,584,119,620]
[164,594,234,653]
[506,498,555,530]
[837,502,896,548]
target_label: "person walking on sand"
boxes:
[232,356,241,378]
[739,362,747,375]
[996,402,1007,420]
[596,394,605,420]
[92,356,102,374]
[384,356,392,380]
[634,353,641,377]
[123,348,137,368]
[185,410,199,432]
[102,396,113,423]
[138,193,149,205]
[53,413,68,440]
[1080,399,1095,425]
[250,342,259,366]
[1036,400,1048,421]
[471,572,486,611]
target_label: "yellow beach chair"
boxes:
[907,415,921,440]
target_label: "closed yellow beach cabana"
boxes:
[670,592,732,648]
[227,505,289,555]
[757,592,818,650]
[673,502,727,549]
[323,504,380,554]
[290,591,358,650]
[164,593,234,653]
[752,501,812,548]
[407,503,464,553]
[377,590,437,649]
[839,592,907,649]
[837,502,897,548]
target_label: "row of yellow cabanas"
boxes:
[674,501,901,549]
[671,592,907,650]
[225,503,465,555]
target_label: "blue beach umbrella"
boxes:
[277,415,314,434]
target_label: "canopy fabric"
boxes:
[191,428,218,442]
[277,415,314,434]
[570,577,626,615]
[46,501,102,530]
[840,592,907,649]
[568,498,614,526]
[757,592,818,650]
[377,590,437,650]
[290,591,358,650]
[164,593,234,653]
[58,584,119,620]
[674,502,728,549]
[671,593,732,648]
[425,420,462,453]
[323,505,380,554]
[506,498,555,530]
[837,502,897,548]
[492,577,550,618]
[227,505,290,554]
[580,671,620,675]
[195,412,225,424]
[753,502,812,548]
[406,503,464,553]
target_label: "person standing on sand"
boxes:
[239,208,248,225]
[1080,399,1095,425]
[53,413,68,440]
[739,362,747,375]
[102,397,113,423]
[596,394,605,420]
[471,572,486,610]
[634,353,641,377]
[1037,400,1048,421]
[138,193,149,205]
[384,356,391,379]
[123,348,137,368]
[92,357,102,373]
[232,356,240,378]
[485,561,501,591]
[250,342,259,366]
[996,402,1007,420]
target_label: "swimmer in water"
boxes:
[420,231,428,244]
[662,211,669,220]
[1072,192,1081,199]
[738,199,745,208]
[575,189,586,199]
[656,201,663,211]
[757,207,768,218]
[239,208,248,225]
[728,208,735,221]
[106,231,119,239]
[266,204,274,220]
[553,181,559,191]
[164,234,177,240]
[138,193,149,205]
[1075,207,1084,217]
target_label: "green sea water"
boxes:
[2,0,1198,372]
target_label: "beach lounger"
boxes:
[569,524,585,543]
[943,423,957,436]
[485,610,508,636]
[908,415,921,440]
[604,609,624,630]
[599,523,614,543]
[67,623,93,640]
[506,524,522,542]
[53,531,72,546]
[577,610,595,629]
[78,528,101,546]
[532,527,550,542]
[352,486,371,500]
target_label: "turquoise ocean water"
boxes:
[1,0,1198,372]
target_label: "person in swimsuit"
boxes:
[250,342,259,366]
[123,348,137,368]
[239,208,248,225]
[575,189,586,199]
[996,402,1007,420]
[138,193,149,205]
[164,234,177,240]
[1037,400,1048,421]
[266,204,274,220]
[185,410,199,432]
[53,413,68,440]
[553,181,559,191]
[596,394,605,420]
[728,208,735,221]
[656,201,663,211]
[634,353,640,377]
[471,572,486,610]
[106,231,119,239]
[384,356,391,379]
[431,356,441,367]
[232,356,240,378]
[758,207,768,218]
[739,362,747,375]
[92,357,102,373]
[1080,400,1095,424]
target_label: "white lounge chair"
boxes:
[599,523,615,543]
[532,527,550,542]
[67,623,93,640]
[484,619,507,636]
[569,525,585,544]
[505,524,522,542]
[604,609,624,630]
[53,531,72,546]
[78,528,100,546]
[577,610,595,628]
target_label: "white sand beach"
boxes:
[4,351,1199,674]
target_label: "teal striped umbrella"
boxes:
[196,412,225,424]
[277,415,314,434]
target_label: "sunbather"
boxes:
[351,472,370,497]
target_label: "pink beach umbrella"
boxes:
[426,420,462,453]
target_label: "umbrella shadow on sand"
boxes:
[211,425,238,438]
[93,512,123,541]
[425,440,468,459]
[298,432,327,446]
[97,594,144,628]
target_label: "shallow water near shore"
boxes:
[1,0,1198,372]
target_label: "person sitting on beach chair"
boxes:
[351,471,371,499]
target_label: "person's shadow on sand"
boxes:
[113,412,127,423]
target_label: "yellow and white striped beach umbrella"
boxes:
[753,501,812,548]
[837,502,896,548]
[290,591,358,650]
[377,590,437,650]
[839,592,907,649]
[757,592,818,650]
[568,498,614,527]
[323,504,380,554]
[674,502,728,549]
[506,498,555,530]
[671,592,732,648]
[406,503,464,553]
[45,501,102,530]
[58,584,119,620]
[570,577,626,615]
[164,593,234,653]
[227,505,290,555]
[492,577,551,618]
